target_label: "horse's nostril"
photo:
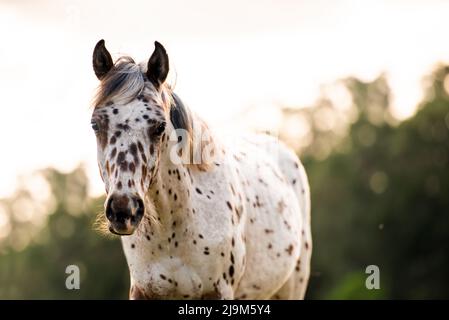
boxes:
[136,198,144,210]
[106,198,114,221]
[135,198,145,217]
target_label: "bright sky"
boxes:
[1,0,449,198]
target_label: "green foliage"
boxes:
[326,272,385,300]
[0,65,448,299]
[298,65,449,299]
[0,168,129,299]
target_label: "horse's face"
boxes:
[91,98,167,235]
[91,40,169,235]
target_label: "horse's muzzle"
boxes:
[105,194,144,235]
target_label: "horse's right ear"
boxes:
[147,41,169,88]
[93,39,113,80]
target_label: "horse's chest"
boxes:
[121,223,244,299]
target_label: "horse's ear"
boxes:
[147,41,169,88]
[93,39,113,80]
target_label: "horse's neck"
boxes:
[142,93,217,234]
[146,129,194,231]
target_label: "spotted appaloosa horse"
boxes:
[90,40,312,299]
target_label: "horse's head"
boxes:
[90,40,171,235]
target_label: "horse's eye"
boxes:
[154,122,166,136]
[91,120,99,132]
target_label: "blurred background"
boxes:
[1,0,448,299]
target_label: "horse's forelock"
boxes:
[93,56,145,108]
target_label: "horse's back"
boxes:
[226,133,311,299]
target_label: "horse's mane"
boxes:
[170,92,213,172]
[93,56,213,171]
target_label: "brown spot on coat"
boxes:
[137,141,144,153]
[229,265,234,277]
[129,143,138,162]
[110,147,117,159]
[286,244,294,255]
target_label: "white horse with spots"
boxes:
[90,40,312,299]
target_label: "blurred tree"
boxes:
[0,167,129,299]
[281,65,449,299]
[1,65,448,299]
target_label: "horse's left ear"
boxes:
[92,39,113,80]
[147,41,169,88]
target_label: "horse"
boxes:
[90,39,312,299]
